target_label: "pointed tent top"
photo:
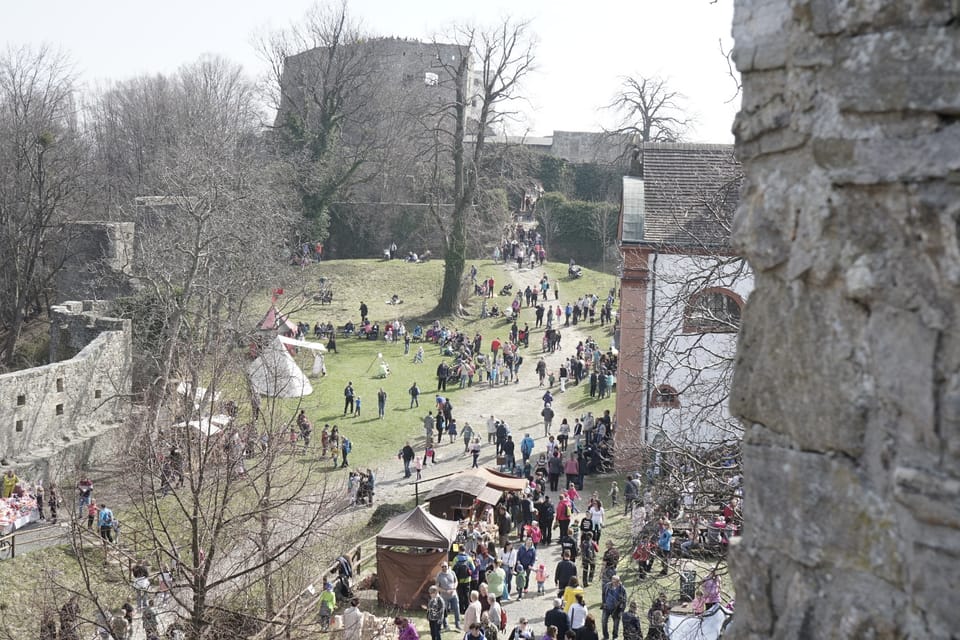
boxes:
[376,505,458,548]
[259,305,298,334]
[247,336,313,398]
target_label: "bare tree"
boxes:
[587,201,619,273]
[66,55,344,640]
[427,19,536,313]
[0,45,86,367]
[85,73,179,205]
[605,75,690,143]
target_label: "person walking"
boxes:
[401,442,416,479]
[410,382,421,408]
[462,423,475,453]
[601,576,626,640]
[470,438,482,468]
[343,382,355,415]
[378,388,388,419]
[98,504,115,542]
[541,404,555,437]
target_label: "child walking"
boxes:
[609,481,619,508]
[353,396,361,416]
[514,564,527,600]
[535,563,549,594]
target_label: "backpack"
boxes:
[343,439,352,453]
[453,561,471,581]
[100,510,113,527]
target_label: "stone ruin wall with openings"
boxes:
[0,301,132,480]
[729,1,960,638]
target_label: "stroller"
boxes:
[356,478,375,505]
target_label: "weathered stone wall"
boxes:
[551,131,631,165]
[56,221,136,303]
[729,2,960,638]
[0,301,132,479]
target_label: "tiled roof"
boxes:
[622,143,741,249]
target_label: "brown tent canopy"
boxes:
[376,506,458,609]
[427,474,503,519]
[466,467,529,492]
[377,505,459,548]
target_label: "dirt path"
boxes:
[370,260,611,504]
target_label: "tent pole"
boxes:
[415,481,419,505]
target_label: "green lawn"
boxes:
[263,259,620,471]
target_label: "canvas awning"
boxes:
[427,474,502,505]
[278,335,327,352]
[377,505,458,549]
[176,382,221,410]
[465,467,529,492]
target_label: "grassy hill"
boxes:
[256,258,619,471]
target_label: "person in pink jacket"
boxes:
[395,617,420,640]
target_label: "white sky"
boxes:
[2,0,738,142]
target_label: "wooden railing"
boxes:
[248,534,378,640]
[0,523,68,560]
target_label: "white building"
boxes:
[616,144,751,454]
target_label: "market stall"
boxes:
[376,506,458,609]
[426,474,502,520]
[0,496,39,536]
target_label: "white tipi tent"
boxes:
[247,336,313,398]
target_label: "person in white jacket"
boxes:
[343,598,363,640]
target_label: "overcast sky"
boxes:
[2,0,738,142]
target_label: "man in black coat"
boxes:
[437,362,449,391]
[554,551,578,597]
[544,598,570,638]
[537,496,555,545]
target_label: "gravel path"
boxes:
[369,259,613,506]
[360,260,618,634]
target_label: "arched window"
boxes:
[683,287,743,333]
[650,384,680,408]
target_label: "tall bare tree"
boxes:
[0,45,86,367]
[429,19,536,313]
[605,75,690,143]
[76,56,339,640]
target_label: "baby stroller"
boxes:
[356,478,375,505]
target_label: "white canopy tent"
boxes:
[173,414,232,437]
[666,605,733,640]
[248,336,314,398]
[176,382,221,411]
